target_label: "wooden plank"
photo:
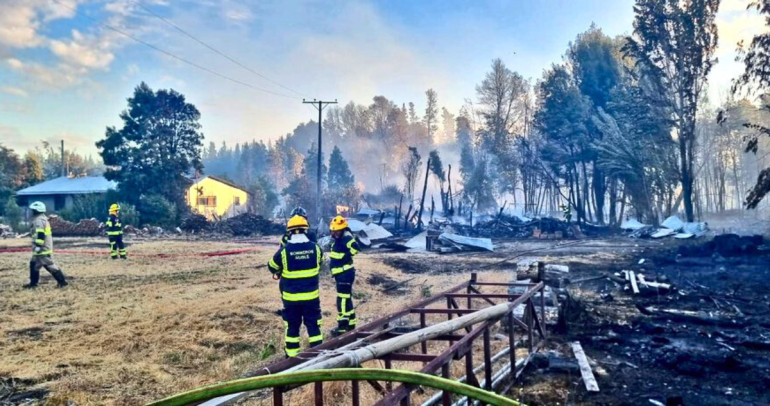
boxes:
[629,271,639,294]
[570,341,599,392]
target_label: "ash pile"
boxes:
[677,234,767,258]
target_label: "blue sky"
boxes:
[0,0,764,157]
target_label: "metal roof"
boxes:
[15,176,117,196]
[192,175,249,193]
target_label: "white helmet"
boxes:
[30,201,46,213]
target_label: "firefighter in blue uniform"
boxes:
[268,215,324,357]
[106,204,127,260]
[329,215,361,335]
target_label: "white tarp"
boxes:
[682,222,708,236]
[545,264,569,273]
[347,219,393,241]
[405,231,428,250]
[674,233,694,239]
[621,218,648,231]
[661,216,685,232]
[651,228,676,239]
[438,233,494,251]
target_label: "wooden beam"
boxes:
[629,271,639,294]
[571,341,599,392]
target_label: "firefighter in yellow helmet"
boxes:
[329,215,362,335]
[106,204,127,260]
[267,215,324,357]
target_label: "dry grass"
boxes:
[0,237,516,405]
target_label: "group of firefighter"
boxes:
[22,201,359,358]
[269,207,361,357]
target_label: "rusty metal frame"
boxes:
[210,265,548,406]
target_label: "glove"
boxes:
[34,246,41,253]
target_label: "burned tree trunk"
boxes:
[417,157,431,230]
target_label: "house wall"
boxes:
[18,194,95,218]
[187,178,249,220]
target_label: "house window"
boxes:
[234,196,241,206]
[197,196,216,207]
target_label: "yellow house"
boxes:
[187,175,249,219]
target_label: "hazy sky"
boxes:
[0,0,766,157]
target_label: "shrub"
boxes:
[3,197,23,232]
[138,194,177,228]
[60,194,107,222]
[118,202,140,227]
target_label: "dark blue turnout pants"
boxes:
[281,298,322,357]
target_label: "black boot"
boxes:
[51,270,68,288]
[23,262,39,289]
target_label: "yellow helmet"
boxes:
[287,215,309,232]
[329,215,348,231]
[109,203,121,213]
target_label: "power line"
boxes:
[128,0,309,98]
[50,0,300,100]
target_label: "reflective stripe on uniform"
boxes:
[34,250,52,256]
[346,239,359,255]
[284,336,300,343]
[331,264,354,275]
[337,292,351,299]
[106,231,122,236]
[308,334,323,343]
[268,258,280,272]
[281,267,319,279]
[329,251,345,259]
[35,239,45,245]
[282,289,319,301]
[285,348,300,357]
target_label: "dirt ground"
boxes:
[2,233,769,405]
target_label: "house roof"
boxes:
[192,175,249,193]
[16,176,117,196]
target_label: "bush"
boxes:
[118,202,140,227]
[3,197,23,232]
[138,194,177,228]
[60,194,107,222]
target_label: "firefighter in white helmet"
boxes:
[25,201,68,288]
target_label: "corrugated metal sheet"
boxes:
[16,176,117,196]
[438,233,494,251]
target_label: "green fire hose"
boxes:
[147,368,522,406]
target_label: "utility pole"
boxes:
[60,140,65,177]
[302,99,337,225]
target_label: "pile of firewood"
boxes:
[48,215,104,236]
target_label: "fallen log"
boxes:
[381,277,417,293]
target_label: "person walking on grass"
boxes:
[24,201,68,289]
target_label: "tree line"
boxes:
[4,0,770,229]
